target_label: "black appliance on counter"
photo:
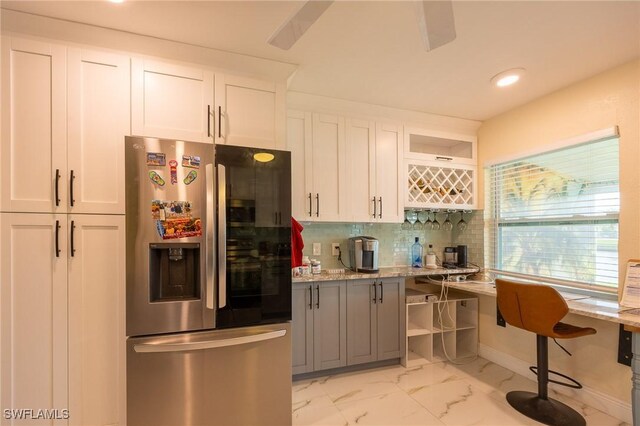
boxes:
[443,245,468,269]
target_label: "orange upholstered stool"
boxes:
[495,279,596,426]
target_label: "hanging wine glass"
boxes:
[401,218,412,230]
[443,212,453,231]
[412,210,425,230]
[402,210,416,230]
[431,210,441,231]
[417,210,431,231]
[405,210,418,224]
[457,211,468,232]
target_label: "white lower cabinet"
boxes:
[0,213,125,425]
[292,281,347,374]
[403,296,478,367]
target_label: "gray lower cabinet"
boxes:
[292,281,347,375]
[347,278,404,366]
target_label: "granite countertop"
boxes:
[292,266,478,283]
[427,279,640,329]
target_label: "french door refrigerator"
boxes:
[125,137,292,426]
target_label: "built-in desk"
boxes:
[420,278,640,424]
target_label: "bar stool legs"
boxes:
[505,335,586,426]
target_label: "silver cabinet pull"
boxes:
[134,329,287,353]
[378,197,383,218]
[372,282,377,304]
[372,197,377,218]
[218,164,227,309]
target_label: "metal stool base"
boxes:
[506,391,586,426]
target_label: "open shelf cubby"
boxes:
[403,292,478,367]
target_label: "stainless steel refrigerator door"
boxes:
[125,136,215,337]
[127,323,292,426]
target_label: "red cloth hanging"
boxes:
[291,217,304,268]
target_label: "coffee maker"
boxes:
[348,236,379,273]
[443,245,468,269]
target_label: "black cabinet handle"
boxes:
[379,197,383,219]
[315,193,320,217]
[70,220,76,257]
[316,285,320,309]
[207,105,211,137]
[372,197,377,218]
[372,282,377,304]
[308,285,313,310]
[218,106,222,138]
[55,169,60,207]
[70,170,75,207]
[379,282,383,303]
[436,156,453,162]
[55,220,61,258]
[308,193,312,217]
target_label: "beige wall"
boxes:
[477,60,640,404]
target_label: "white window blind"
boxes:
[485,135,620,292]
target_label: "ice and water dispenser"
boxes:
[149,243,201,301]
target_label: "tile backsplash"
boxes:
[298,210,484,270]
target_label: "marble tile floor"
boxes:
[292,357,629,426]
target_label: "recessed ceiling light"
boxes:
[491,68,526,88]
[109,0,124,3]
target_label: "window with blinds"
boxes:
[485,134,620,292]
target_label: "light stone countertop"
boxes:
[425,279,640,329]
[292,266,478,283]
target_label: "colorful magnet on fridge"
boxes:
[149,171,165,186]
[182,155,201,169]
[146,152,166,166]
[169,160,178,185]
[183,170,197,185]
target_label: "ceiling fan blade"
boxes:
[415,0,457,52]
[268,0,334,50]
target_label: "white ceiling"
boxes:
[3,0,639,121]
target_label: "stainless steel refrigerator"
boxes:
[125,136,292,426]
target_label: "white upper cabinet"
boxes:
[1,37,67,213]
[132,58,214,143]
[346,120,403,223]
[404,127,477,165]
[68,49,129,214]
[215,74,285,149]
[309,113,346,221]
[286,111,346,222]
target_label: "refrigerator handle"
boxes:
[205,163,215,310]
[218,164,227,309]
[133,329,287,353]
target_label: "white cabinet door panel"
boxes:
[375,123,403,223]
[68,49,129,214]
[310,114,346,221]
[216,75,283,149]
[132,58,213,143]
[0,213,68,422]
[68,215,125,426]
[287,111,313,220]
[346,119,375,222]
[1,37,67,213]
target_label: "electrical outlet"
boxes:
[312,243,321,256]
[331,243,340,256]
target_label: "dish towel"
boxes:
[291,217,304,268]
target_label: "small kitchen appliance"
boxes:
[348,236,379,273]
[443,245,468,269]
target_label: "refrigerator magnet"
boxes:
[146,152,166,166]
[183,170,197,185]
[169,160,178,184]
[182,155,201,169]
[149,171,165,186]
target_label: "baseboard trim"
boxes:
[478,344,632,424]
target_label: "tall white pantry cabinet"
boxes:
[1,37,127,426]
